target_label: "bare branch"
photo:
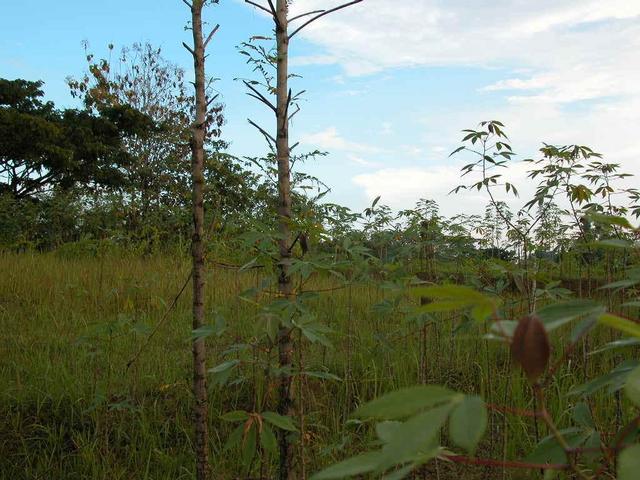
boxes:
[206,93,220,107]
[248,118,276,147]
[244,0,273,16]
[204,24,220,49]
[266,0,277,18]
[289,0,363,40]
[182,42,195,56]
[243,80,277,113]
[288,104,300,121]
[289,9,325,22]
[181,0,193,9]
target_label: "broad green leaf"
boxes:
[301,371,342,382]
[209,359,240,386]
[537,300,604,331]
[352,386,459,420]
[376,421,403,443]
[619,444,640,480]
[595,239,635,249]
[191,325,215,341]
[376,403,453,471]
[241,422,257,467]
[625,365,640,407]
[525,428,591,464]
[260,424,277,455]
[310,451,381,479]
[224,424,244,452]
[587,213,634,229]
[262,411,298,431]
[570,360,639,397]
[449,395,487,454]
[598,313,640,338]
[589,338,640,355]
[572,402,594,428]
[220,410,249,422]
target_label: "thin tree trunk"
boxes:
[187,1,210,478]
[275,2,295,478]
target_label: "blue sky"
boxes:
[2,0,639,217]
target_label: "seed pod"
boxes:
[510,314,550,383]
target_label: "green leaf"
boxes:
[208,359,240,386]
[301,370,342,381]
[220,410,249,422]
[589,338,640,355]
[587,213,634,229]
[598,313,640,338]
[310,451,381,479]
[262,411,298,431]
[241,422,257,467]
[449,395,487,454]
[260,424,278,455]
[625,365,640,407]
[537,300,604,331]
[224,424,244,452]
[352,386,459,420]
[376,403,453,471]
[572,402,594,428]
[525,428,591,464]
[570,360,639,397]
[191,325,215,341]
[619,444,640,480]
[595,239,635,249]
[376,421,403,443]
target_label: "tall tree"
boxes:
[243,1,363,478]
[0,78,151,200]
[183,1,220,478]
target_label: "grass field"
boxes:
[0,252,629,479]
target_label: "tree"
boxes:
[0,78,151,200]
[182,1,221,478]
[243,1,364,477]
[68,42,249,243]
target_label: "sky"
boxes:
[2,0,639,218]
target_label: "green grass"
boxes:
[0,252,631,479]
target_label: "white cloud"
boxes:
[245,1,640,214]
[286,0,640,104]
[300,126,381,154]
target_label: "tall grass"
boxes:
[0,252,625,479]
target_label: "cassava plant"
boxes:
[313,214,640,479]
[241,1,364,477]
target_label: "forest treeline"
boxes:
[1,43,638,268]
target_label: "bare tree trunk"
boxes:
[274,2,295,478]
[184,1,218,478]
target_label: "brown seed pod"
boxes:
[510,314,551,383]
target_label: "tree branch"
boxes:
[247,118,276,147]
[204,24,220,49]
[289,0,363,40]
[182,42,195,56]
[243,80,277,113]
[289,9,325,22]
[245,0,273,16]
[181,0,193,9]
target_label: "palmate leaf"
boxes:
[310,451,381,479]
[624,365,640,407]
[537,300,605,332]
[598,313,640,338]
[411,284,498,321]
[449,395,487,454]
[352,385,459,420]
[619,444,640,480]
